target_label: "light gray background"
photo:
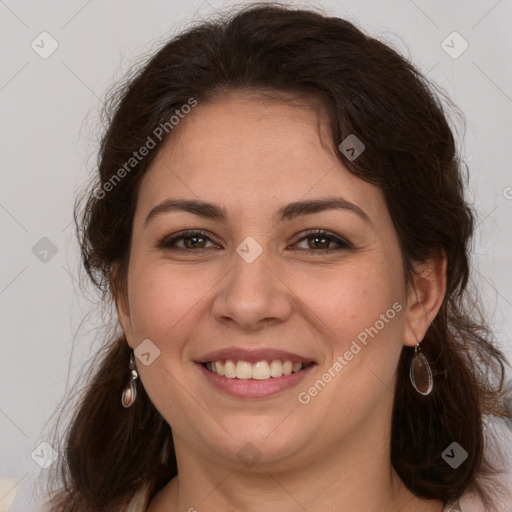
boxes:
[1,1,511,510]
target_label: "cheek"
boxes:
[295,263,401,342]
[127,261,216,342]
[302,262,405,406]
[291,266,404,443]
[125,264,215,428]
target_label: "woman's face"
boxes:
[117,92,430,470]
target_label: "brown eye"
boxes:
[293,230,352,255]
[158,230,219,251]
[307,234,330,250]
[181,234,208,249]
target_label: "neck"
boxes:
[148,427,444,512]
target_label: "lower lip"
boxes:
[196,363,316,399]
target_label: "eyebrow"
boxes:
[144,196,370,227]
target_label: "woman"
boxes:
[43,3,511,511]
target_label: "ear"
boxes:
[109,262,133,346]
[402,251,447,347]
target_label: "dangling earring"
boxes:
[409,343,433,396]
[121,351,138,408]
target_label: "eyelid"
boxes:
[157,228,353,253]
[157,229,221,249]
[290,229,353,250]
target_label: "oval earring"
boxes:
[121,351,139,408]
[409,343,433,396]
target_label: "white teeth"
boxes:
[204,359,307,380]
[270,360,283,377]
[282,361,293,375]
[236,361,253,379]
[252,361,271,380]
[214,361,224,376]
[224,359,237,378]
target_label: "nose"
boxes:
[210,242,293,331]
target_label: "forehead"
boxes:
[135,93,386,225]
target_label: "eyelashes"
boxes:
[158,229,218,251]
[294,230,353,254]
[157,229,353,255]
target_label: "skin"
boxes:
[114,91,447,512]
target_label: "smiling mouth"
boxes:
[201,359,315,380]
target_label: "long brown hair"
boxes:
[42,3,511,511]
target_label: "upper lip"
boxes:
[196,347,316,365]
